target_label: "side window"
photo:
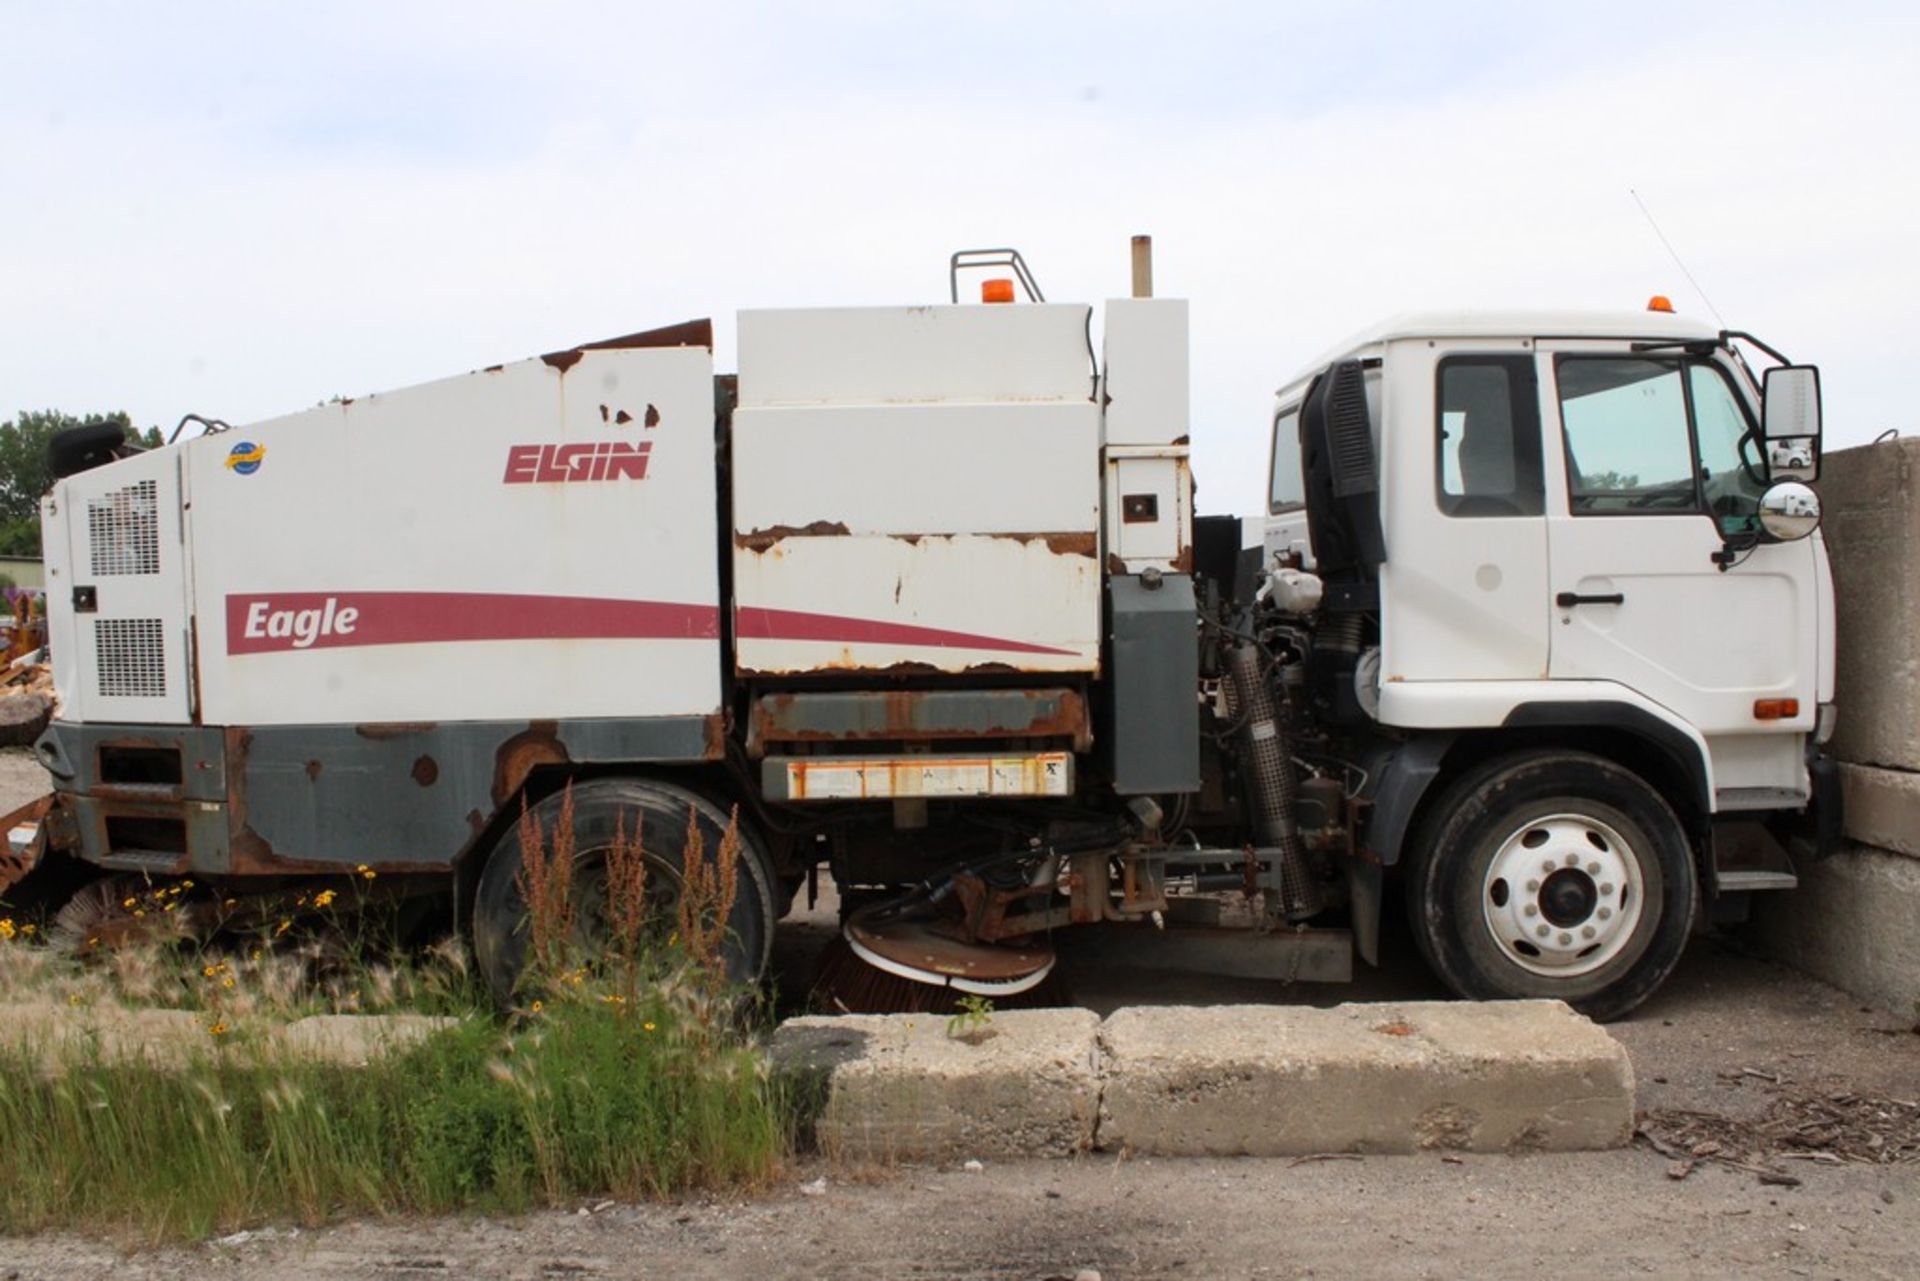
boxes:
[1689,364,1767,535]
[1269,404,1304,512]
[1556,357,1698,513]
[1436,355,1543,517]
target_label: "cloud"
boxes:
[1,2,1913,517]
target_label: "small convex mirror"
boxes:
[1757,481,1821,542]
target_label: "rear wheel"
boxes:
[1406,751,1695,1022]
[471,777,778,1006]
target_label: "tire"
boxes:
[1405,751,1695,1022]
[471,777,778,1006]
[47,421,128,479]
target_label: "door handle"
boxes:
[1556,591,1625,608]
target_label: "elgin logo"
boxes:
[503,441,651,485]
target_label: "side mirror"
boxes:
[1763,365,1821,481]
[1757,480,1821,542]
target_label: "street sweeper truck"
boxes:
[15,241,1839,1019]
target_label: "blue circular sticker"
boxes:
[226,441,265,475]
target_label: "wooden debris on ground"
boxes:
[1638,1083,1920,1185]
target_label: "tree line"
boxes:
[0,411,164,557]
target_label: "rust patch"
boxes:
[491,721,570,807]
[1172,545,1195,574]
[1108,552,1128,576]
[304,759,323,781]
[701,711,728,762]
[466,808,488,837]
[751,689,1089,749]
[1041,532,1097,557]
[643,403,660,428]
[411,755,439,787]
[735,520,851,552]
[598,404,610,423]
[541,349,584,375]
[615,409,634,425]
[0,794,52,896]
[483,364,504,373]
[1172,434,1190,445]
[355,722,438,741]
[573,318,714,352]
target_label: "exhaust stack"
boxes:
[1131,235,1153,298]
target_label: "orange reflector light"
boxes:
[1753,698,1800,721]
[1647,295,1675,313]
[982,278,1015,304]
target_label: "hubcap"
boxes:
[1481,813,1646,979]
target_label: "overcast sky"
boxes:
[3,1,1914,517]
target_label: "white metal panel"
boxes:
[732,402,1100,535]
[189,344,722,726]
[1106,451,1190,568]
[734,534,1100,675]
[1377,338,1551,683]
[48,450,194,724]
[1101,298,1190,446]
[737,305,1094,407]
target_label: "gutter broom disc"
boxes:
[843,911,1055,996]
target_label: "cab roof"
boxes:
[1279,308,1724,395]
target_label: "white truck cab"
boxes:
[1259,307,1836,1014]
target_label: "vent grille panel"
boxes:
[87,479,161,576]
[95,618,167,699]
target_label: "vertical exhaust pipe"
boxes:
[1131,235,1153,299]
[1224,641,1323,923]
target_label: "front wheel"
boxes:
[471,777,778,1007]
[1406,751,1696,1022]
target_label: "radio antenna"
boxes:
[1630,189,1725,326]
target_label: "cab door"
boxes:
[1540,344,1818,770]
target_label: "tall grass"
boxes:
[0,797,788,1241]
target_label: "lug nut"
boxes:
[1587,862,1602,875]
[1524,904,1538,918]
[1526,879,1540,892]
[1598,907,1612,920]
[1565,854,1578,866]
[1600,883,1615,896]
[1536,924,1549,937]
[1582,925,1596,939]
[1558,932,1572,946]
[1542,860,1555,874]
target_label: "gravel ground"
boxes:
[3,747,1916,1278]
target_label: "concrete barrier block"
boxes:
[275,1013,460,1065]
[1839,763,1920,859]
[1097,1000,1634,1157]
[772,1008,1102,1161]
[1822,439,1920,772]
[1751,842,1920,1016]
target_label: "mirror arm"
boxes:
[1720,329,1793,367]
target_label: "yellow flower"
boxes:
[121,897,136,909]
[221,977,235,990]
[180,880,194,890]
[529,1000,544,1014]
[274,919,291,936]
[207,1021,228,1037]
[642,1021,656,1032]
[68,993,83,1006]
[222,898,237,909]
[20,924,33,937]
[132,909,145,918]
[600,994,625,1006]
[0,919,15,941]
[357,864,376,881]
[202,965,218,978]
[313,890,337,908]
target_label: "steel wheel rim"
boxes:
[1481,811,1647,979]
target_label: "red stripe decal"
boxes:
[734,605,1077,656]
[225,592,1075,659]
[226,592,720,655]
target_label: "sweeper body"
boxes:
[26,247,1838,1018]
